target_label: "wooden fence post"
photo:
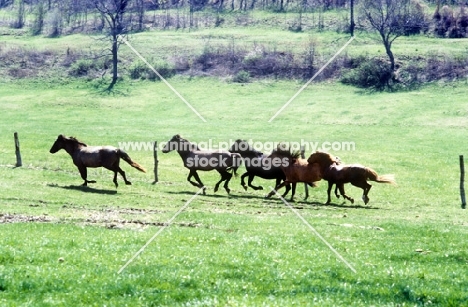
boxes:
[14,132,22,167]
[300,145,309,199]
[152,141,158,184]
[460,155,466,209]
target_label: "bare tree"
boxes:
[93,0,130,90]
[360,0,415,72]
[11,0,25,29]
[134,0,145,32]
[31,1,46,35]
[349,0,355,36]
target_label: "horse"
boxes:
[307,151,396,205]
[265,144,322,200]
[162,134,242,195]
[229,139,295,197]
[49,134,146,187]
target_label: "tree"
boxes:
[359,0,416,73]
[11,0,25,29]
[31,1,46,35]
[93,0,130,90]
[349,0,355,36]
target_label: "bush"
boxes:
[232,70,250,83]
[128,62,147,79]
[69,59,95,77]
[128,60,175,80]
[341,58,393,91]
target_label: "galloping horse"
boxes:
[265,144,321,200]
[229,139,294,197]
[162,135,242,194]
[49,134,146,187]
[307,151,396,205]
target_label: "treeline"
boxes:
[1,0,468,37]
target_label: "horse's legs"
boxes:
[117,167,132,186]
[113,171,119,188]
[290,183,296,201]
[350,181,372,204]
[214,170,232,194]
[362,183,372,204]
[247,174,263,191]
[334,184,340,198]
[266,181,289,198]
[187,170,206,194]
[77,165,96,186]
[240,172,249,191]
[280,178,291,198]
[337,183,354,204]
[325,181,334,204]
[222,170,233,194]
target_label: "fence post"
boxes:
[300,145,309,199]
[460,155,466,209]
[14,132,22,167]
[152,141,158,184]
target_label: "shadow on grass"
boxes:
[165,190,380,209]
[47,183,117,195]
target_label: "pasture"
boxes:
[1,11,468,303]
[1,75,467,306]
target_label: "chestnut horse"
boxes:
[49,134,146,187]
[265,144,321,200]
[162,135,242,194]
[307,151,395,205]
[229,139,295,197]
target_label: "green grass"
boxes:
[1,76,468,306]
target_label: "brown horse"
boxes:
[49,134,146,187]
[265,144,321,200]
[307,151,396,205]
[162,135,242,194]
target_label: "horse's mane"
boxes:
[230,139,263,156]
[67,136,88,147]
[272,144,301,161]
[174,134,200,151]
[307,151,337,165]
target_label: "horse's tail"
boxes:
[118,149,147,173]
[228,153,242,177]
[366,168,396,185]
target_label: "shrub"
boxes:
[341,58,393,91]
[128,62,147,79]
[232,70,250,83]
[69,59,95,77]
[128,60,175,80]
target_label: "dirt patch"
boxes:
[61,204,166,215]
[82,218,202,230]
[0,213,54,224]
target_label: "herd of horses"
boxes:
[50,134,396,205]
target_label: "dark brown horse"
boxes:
[307,151,396,205]
[229,139,295,197]
[49,134,146,187]
[162,135,242,194]
[265,144,321,200]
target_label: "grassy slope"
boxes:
[0,76,468,306]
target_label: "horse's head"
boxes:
[229,139,262,157]
[50,135,87,154]
[307,151,337,166]
[49,134,66,153]
[162,134,198,153]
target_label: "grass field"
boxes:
[1,74,468,306]
[1,7,468,304]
